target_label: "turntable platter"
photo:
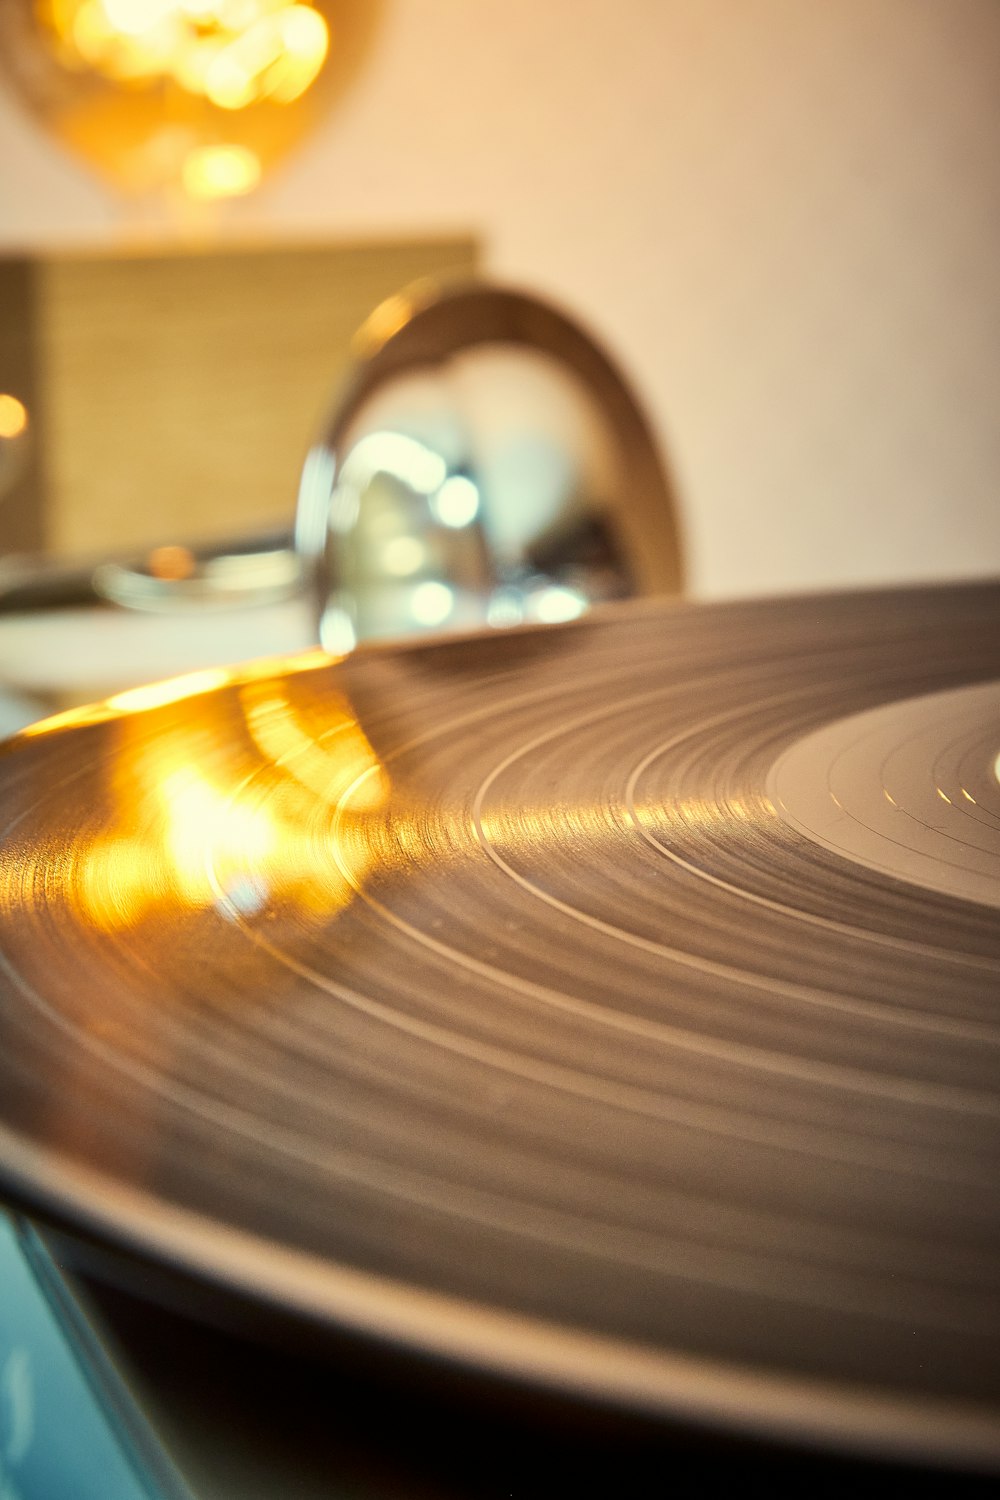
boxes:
[0,583,998,1469]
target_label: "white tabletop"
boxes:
[0,599,317,734]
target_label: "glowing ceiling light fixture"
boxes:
[0,1,377,204]
[47,0,330,100]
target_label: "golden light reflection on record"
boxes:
[106,667,232,714]
[241,683,388,814]
[7,656,389,932]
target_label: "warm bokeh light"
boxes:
[0,395,29,440]
[38,2,329,108]
[0,1,378,202]
[147,543,197,581]
[181,141,261,199]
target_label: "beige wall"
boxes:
[1,0,997,598]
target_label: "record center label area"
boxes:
[768,681,1000,911]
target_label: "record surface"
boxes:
[0,583,998,1467]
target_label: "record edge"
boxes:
[0,1125,997,1476]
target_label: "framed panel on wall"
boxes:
[0,235,479,561]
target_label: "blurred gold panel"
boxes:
[0,237,479,558]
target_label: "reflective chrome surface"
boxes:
[296,283,682,652]
[0,282,682,659]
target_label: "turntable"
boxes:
[0,287,997,1497]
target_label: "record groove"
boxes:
[0,583,998,1466]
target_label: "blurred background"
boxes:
[0,0,997,625]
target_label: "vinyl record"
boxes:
[0,582,998,1469]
